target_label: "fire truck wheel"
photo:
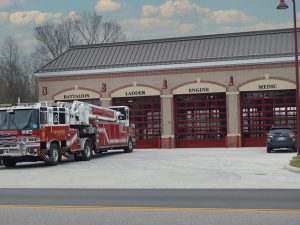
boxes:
[124,138,133,153]
[81,141,92,161]
[47,143,61,166]
[74,152,81,161]
[2,157,17,168]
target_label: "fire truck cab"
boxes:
[0,101,134,167]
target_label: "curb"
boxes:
[286,164,300,173]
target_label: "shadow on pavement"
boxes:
[0,150,126,170]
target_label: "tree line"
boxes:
[0,12,126,104]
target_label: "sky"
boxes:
[0,0,299,53]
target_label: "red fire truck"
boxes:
[0,101,134,167]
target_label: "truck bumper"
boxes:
[0,146,39,157]
[267,140,296,149]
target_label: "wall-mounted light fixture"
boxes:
[228,76,234,86]
[42,87,47,96]
[162,80,168,89]
[101,83,106,92]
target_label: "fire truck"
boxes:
[0,101,134,167]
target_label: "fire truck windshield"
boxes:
[0,109,39,130]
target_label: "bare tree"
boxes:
[33,11,126,61]
[73,11,102,45]
[34,22,67,59]
[30,45,53,71]
[61,19,81,47]
[102,21,125,43]
[0,36,37,104]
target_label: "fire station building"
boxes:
[35,28,298,149]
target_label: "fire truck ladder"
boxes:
[69,101,119,125]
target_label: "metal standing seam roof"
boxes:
[36,28,300,74]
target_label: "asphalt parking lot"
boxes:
[0,147,299,189]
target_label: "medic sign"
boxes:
[239,79,295,92]
[258,84,277,90]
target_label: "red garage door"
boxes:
[112,96,161,148]
[240,90,296,147]
[174,93,227,148]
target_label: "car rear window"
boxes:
[270,128,293,134]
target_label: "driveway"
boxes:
[0,147,299,189]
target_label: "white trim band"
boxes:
[35,56,295,78]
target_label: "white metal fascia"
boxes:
[35,56,295,78]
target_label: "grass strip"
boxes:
[289,156,300,168]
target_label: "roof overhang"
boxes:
[34,56,296,78]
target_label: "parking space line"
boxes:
[0,205,300,214]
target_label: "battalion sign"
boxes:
[54,89,100,100]
[239,79,295,92]
[63,94,90,99]
[111,86,160,97]
[173,83,226,95]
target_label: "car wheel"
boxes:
[293,147,297,153]
[267,147,273,153]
